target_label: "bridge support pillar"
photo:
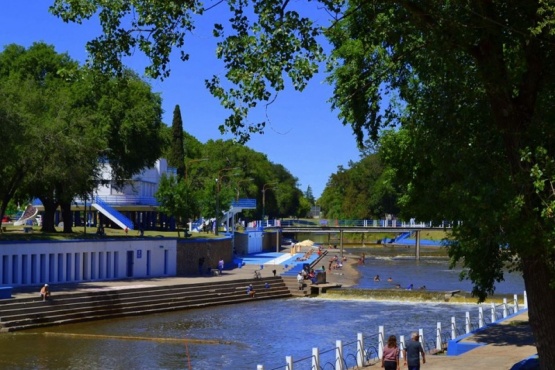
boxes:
[415,230,421,260]
[340,229,344,258]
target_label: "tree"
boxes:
[168,105,186,179]
[0,77,31,228]
[155,174,200,237]
[325,3,555,367]
[319,154,399,220]
[304,186,315,206]
[50,1,555,366]
[0,43,164,232]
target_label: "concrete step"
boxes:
[0,278,292,332]
[282,276,311,297]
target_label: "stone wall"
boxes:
[176,231,282,276]
[176,237,232,276]
[263,230,280,251]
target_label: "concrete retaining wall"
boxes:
[0,238,177,287]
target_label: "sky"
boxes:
[0,2,363,199]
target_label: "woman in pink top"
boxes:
[381,335,400,370]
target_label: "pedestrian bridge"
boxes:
[265,218,455,233]
[260,219,453,259]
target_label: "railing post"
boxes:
[478,306,484,328]
[400,335,405,359]
[312,347,319,370]
[451,317,456,339]
[465,312,470,334]
[336,340,344,370]
[419,329,424,351]
[286,356,293,370]
[436,322,442,351]
[524,291,528,309]
[357,333,364,367]
[491,303,496,323]
[514,294,519,312]
[379,326,384,359]
[503,298,508,318]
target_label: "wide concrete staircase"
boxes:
[0,277,290,332]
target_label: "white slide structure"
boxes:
[13,205,38,226]
[91,203,132,230]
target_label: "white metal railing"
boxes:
[257,292,526,369]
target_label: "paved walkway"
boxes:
[418,311,537,370]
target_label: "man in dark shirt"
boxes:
[403,332,426,370]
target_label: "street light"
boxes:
[215,166,240,235]
[185,158,208,180]
[262,182,278,229]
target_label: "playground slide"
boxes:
[91,203,133,230]
[13,205,38,226]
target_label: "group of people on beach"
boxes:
[328,255,346,271]
[382,332,426,370]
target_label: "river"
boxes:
[0,248,525,370]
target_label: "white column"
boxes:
[378,326,384,359]
[419,329,424,351]
[465,312,470,333]
[356,333,364,367]
[451,317,456,339]
[503,298,508,318]
[257,365,263,370]
[478,306,484,328]
[312,347,320,370]
[514,294,519,312]
[336,340,344,370]
[491,303,496,323]
[523,291,528,309]
[400,335,405,359]
[285,356,293,370]
[436,322,442,350]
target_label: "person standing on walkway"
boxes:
[403,332,425,370]
[218,258,224,275]
[381,334,400,370]
[297,271,304,290]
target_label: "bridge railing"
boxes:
[279,218,457,229]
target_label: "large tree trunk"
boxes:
[60,201,73,233]
[39,197,58,233]
[522,255,555,369]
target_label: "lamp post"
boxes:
[262,182,278,229]
[215,167,239,235]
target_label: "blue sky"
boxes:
[0,2,363,198]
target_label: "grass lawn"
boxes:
[0,224,224,241]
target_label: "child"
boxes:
[40,284,50,301]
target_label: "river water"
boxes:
[0,249,525,370]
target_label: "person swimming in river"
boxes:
[374,274,380,282]
[387,277,393,282]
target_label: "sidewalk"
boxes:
[413,311,537,370]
